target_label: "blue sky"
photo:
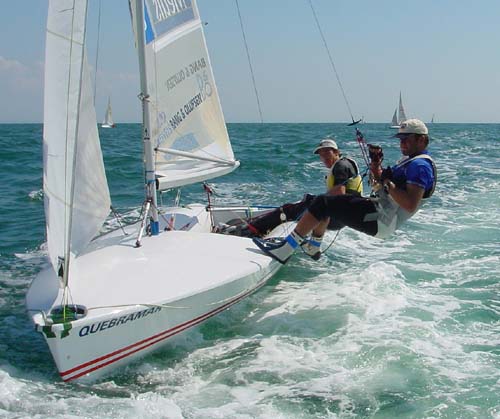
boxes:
[1,0,499,123]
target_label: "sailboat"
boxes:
[390,92,407,128]
[101,97,115,128]
[26,0,286,383]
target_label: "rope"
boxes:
[322,228,342,254]
[235,0,264,123]
[151,198,206,232]
[28,283,265,316]
[110,205,129,236]
[307,0,357,124]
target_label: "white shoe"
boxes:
[252,231,304,264]
[301,235,323,261]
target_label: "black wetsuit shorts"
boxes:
[307,194,378,236]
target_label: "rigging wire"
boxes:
[307,0,359,124]
[235,0,264,123]
[93,0,102,106]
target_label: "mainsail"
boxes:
[390,92,407,127]
[43,0,111,277]
[130,0,239,190]
[391,108,398,127]
[398,92,407,123]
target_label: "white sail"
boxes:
[28,0,283,383]
[391,108,398,127]
[131,0,239,190]
[43,0,111,276]
[398,92,407,123]
[102,97,115,127]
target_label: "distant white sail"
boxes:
[43,0,111,277]
[102,97,115,128]
[391,108,398,127]
[390,92,407,128]
[131,0,239,190]
[398,92,407,122]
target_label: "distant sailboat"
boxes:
[101,97,115,128]
[390,92,407,128]
[430,114,435,124]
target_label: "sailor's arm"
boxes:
[384,181,425,213]
[327,161,350,196]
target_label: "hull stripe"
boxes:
[60,276,271,381]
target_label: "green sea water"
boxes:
[0,122,498,418]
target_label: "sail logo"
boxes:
[197,71,212,100]
[152,0,191,22]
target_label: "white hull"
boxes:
[26,204,286,382]
[101,123,115,128]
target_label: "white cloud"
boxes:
[0,56,44,122]
[0,56,43,89]
[0,56,28,72]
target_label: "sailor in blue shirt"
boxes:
[253,119,437,264]
[391,150,435,197]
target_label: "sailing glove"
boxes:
[380,166,393,182]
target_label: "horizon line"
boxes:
[1,121,499,125]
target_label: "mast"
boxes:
[134,0,159,234]
[62,0,89,287]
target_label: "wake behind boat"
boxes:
[26,0,285,383]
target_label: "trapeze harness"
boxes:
[325,157,363,196]
[373,154,437,239]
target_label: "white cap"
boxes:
[395,118,428,137]
[313,138,338,154]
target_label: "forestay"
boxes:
[130,0,239,191]
[43,0,111,277]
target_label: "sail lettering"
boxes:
[184,92,203,115]
[167,58,206,92]
[153,0,189,22]
[168,92,204,131]
[187,58,206,76]
[169,111,184,131]
[167,69,186,91]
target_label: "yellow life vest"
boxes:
[325,157,363,195]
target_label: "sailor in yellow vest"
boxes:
[253,119,437,264]
[245,137,362,260]
[302,138,363,259]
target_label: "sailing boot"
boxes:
[252,230,304,264]
[301,235,323,261]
